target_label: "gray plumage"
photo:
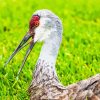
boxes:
[28,10,100,100]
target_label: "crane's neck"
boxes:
[33,33,61,83]
[39,39,60,66]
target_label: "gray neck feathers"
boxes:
[33,32,61,83]
[39,32,61,66]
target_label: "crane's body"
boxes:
[5,10,100,100]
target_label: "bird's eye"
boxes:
[29,15,40,29]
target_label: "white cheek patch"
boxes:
[34,27,45,42]
[34,18,52,42]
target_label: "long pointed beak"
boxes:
[4,32,36,78]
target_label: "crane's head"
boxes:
[4,9,62,77]
[29,9,62,42]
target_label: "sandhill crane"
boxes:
[5,9,100,100]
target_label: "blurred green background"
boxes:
[0,0,100,99]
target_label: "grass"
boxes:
[0,0,100,99]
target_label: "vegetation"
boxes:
[0,0,100,99]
